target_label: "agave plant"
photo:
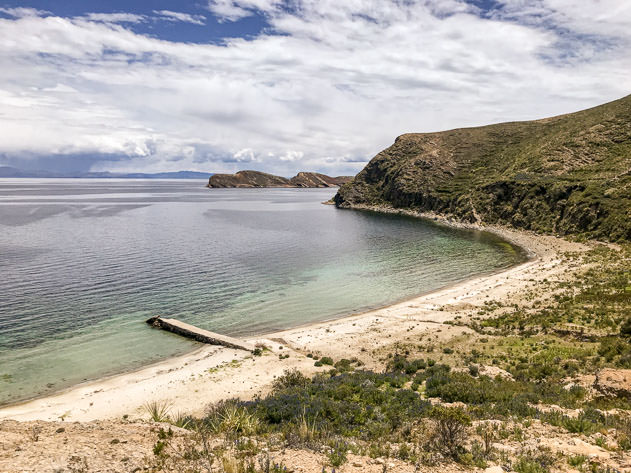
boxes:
[143,399,173,423]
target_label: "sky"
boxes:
[0,1,629,176]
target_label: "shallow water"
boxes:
[0,179,525,405]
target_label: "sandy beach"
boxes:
[0,218,588,423]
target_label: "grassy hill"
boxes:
[335,94,631,241]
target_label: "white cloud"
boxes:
[496,0,631,38]
[83,13,146,24]
[207,0,253,21]
[0,1,629,174]
[154,10,206,25]
[207,0,281,22]
[0,7,48,18]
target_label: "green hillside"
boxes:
[335,94,631,241]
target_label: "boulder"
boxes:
[594,368,631,398]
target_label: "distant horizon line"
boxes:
[0,166,354,180]
[0,166,213,179]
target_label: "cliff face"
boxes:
[208,170,352,188]
[335,94,631,241]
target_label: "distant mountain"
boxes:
[0,167,211,179]
[208,170,353,188]
[335,94,631,241]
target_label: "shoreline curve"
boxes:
[0,208,585,422]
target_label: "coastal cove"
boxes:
[0,179,525,407]
[0,218,584,424]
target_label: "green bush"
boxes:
[326,439,348,467]
[320,356,334,366]
[386,355,426,374]
[247,371,431,440]
[334,359,354,373]
[429,406,471,458]
[205,400,260,437]
[424,368,586,411]
[513,450,555,473]
[561,414,596,434]
[272,369,310,391]
[514,458,549,473]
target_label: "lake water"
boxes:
[0,179,525,405]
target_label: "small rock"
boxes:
[484,467,504,473]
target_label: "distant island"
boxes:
[208,170,353,188]
[0,166,210,180]
[335,94,631,242]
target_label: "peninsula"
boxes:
[208,170,353,188]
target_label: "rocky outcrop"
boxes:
[335,94,631,241]
[208,170,353,188]
[208,170,292,188]
[594,368,631,398]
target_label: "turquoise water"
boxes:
[0,179,525,405]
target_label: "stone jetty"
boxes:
[146,316,256,352]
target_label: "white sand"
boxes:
[0,223,587,423]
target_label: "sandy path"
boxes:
[0,223,587,423]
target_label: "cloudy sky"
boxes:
[0,0,629,175]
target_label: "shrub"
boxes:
[425,372,524,404]
[272,369,310,391]
[249,371,430,440]
[320,356,334,366]
[205,400,260,437]
[598,337,628,362]
[414,363,450,384]
[326,439,349,467]
[386,355,426,374]
[334,359,354,373]
[514,457,549,473]
[429,406,471,458]
[170,411,194,429]
[513,450,555,473]
[568,454,588,468]
[562,415,595,434]
[387,354,408,371]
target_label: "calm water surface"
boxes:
[0,179,525,405]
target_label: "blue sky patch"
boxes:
[0,0,270,43]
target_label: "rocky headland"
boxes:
[208,170,353,188]
[335,94,631,241]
